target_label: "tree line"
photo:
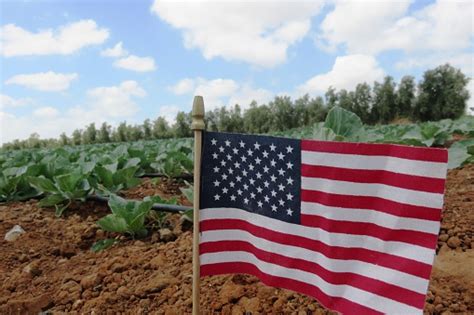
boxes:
[2,64,470,150]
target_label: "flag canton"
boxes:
[201,131,301,224]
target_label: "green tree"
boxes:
[152,117,171,138]
[243,101,272,133]
[82,123,97,144]
[115,122,128,142]
[371,76,397,123]
[307,96,327,124]
[414,64,469,121]
[71,129,82,145]
[173,111,192,137]
[98,122,111,143]
[143,119,153,140]
[397,76,416,118]
[269,96,294,131]
[337,89,353,111]
[59,132,69,146]
[325,87,338,108]
[352,83,372,123]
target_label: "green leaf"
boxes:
[97,214,129,233]
[29,176,57,193]
[324,106,364,139]
[183,209,193,222]
[55,173,83,193]
[38,194,66,207]
[179,183,193,205]
[91,239,118,252]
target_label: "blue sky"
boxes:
[1,0,473,143]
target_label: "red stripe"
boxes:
[301,139,448,163]
[301,190,442,222]
[201,262,382,315]
[301,214,438,249]
[301,164,445,194]
[200,219,432,279]
[201,241,426,309]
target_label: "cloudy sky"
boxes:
[1,0,473,144]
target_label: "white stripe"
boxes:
[301,202,440,234]
[200,208,436,265]
[201,251,421,314]
[302,177,443,209]
[201,229,429,294]
[302,150,447,179]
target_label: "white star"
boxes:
[213,166,220,173]
[257,201,263,207]
[247,149,253,156]
[226,154,232,161]
[278,183,285,191]
[243,184,249,190]
[270,159,276,167]
[214,194,220,201]
[239,140,245,148]
[220,160,226,166]
[278,168,285,176]
[279,199,285,206]
[237,189,243,196]
[222,174,228,180]
[286,146,293,153]
[270,175,277,182]
[286,192,294,200]
[212,153,218,159]
[219,146,225,153]
[263,166,269,173]
[271,190,277,197]
[233,148,239,154]
[236,175,242,182]
[229,181,235,188]
[270,143,276,151]
[213,180,220,187]
[244,198,249,204]
[277,152,285,160]
[229,168,234,174]
[264,195,270,202]
[254,142,261,150]
[263,181,270,188]
[230,195,236,201]
[250,192,256,199]
[256,186,263,193]
[286,208,293,216]
[286,161,293,169]
[211,138,217,145]
[249,164,255,171]
[242,170,248,177]
[271,204,277,212]
[262,150,269,158]
[255,157,261,165]
[225,140,231,147]
[287,178,294,185]
[234,162,241,168]
[222,187,228,194]
[256,172,262,179]
[249,178,255,185]
[241,155,247,162]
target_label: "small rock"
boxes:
[18,253,29,263]
[438,234,449,242]
[117,286,131,298]
[159,228,176,242]
[80,273,103,289]
[220,281,245,304]
[134,240,145,246]
[447,236,461,248]
[72,299,84,310]
[4,225,25,242]
[23,261,42,277]
[151,232,160,243]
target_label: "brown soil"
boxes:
[0,165,473,315]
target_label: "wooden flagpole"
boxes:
[191,96,205,315]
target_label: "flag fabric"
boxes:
[199,131,448,314]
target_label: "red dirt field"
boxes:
[0,165,473,314]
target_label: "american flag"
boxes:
[199,131,448,314]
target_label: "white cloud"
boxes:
[151,1,323,68]
[169,78,195,95]
[169,77,273,109]
[297,54,385,95]
[396,53,474,77]
[0,20,109,57]
[114,55,156,72]
[158,105,180,123]
[101,41,128,57]
[33,106,59,118]
[5,71,78,91]
[318,0,473,55]
[0,94,33,109]
[0,81,146,143]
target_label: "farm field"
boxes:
[0,165,473,314]
[1,109,474,314]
